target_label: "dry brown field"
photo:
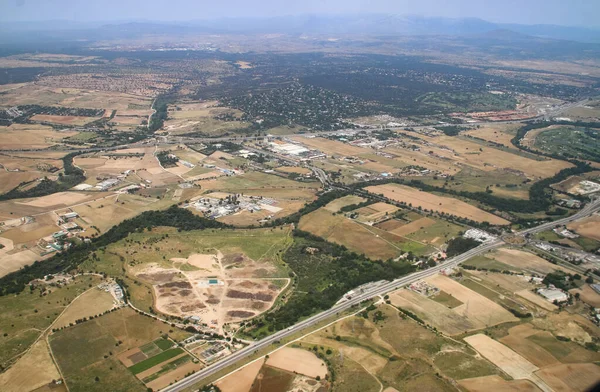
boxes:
[290,136,365,157]
[299,208,405,260]
[163,101,250,136]
[464,334,539,379]
[0,248,44,277]
[469,270,533,293]
[235,61,254,69]
[274,166,311,175]
[568,215,600,241]
[354,202,399,223]
[365,183,509,225]
[265,347,327,379]
[215,359,263,392]
[388,217,436,236]
[464,124,521,148]
[426,275,518,327]
[14,191,93,208]
[0,340,61,392]
[323,195,366,212]
[72,194,175,234]
[458,375,542,392]
[0,124,78,150]
[0,84,151,110]
[515,290,558,311]
[569,284,600,308]
[498,324,561,368]
[389,276,518,336]
[30,114,100,126]
[0,171,44,194]
[489,248,572,275]
[53,288,115,329]
[535,363,600,391]
[422,134,571,179]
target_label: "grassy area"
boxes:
[433,351,503,380]
[461,277,529,316]
[462,255,521,272]
[431,291,463,308]
[49,307,191,392]
[250,365,295,392]
[0,275,104,368]
[129,348,184,375]
[534,126,600,162]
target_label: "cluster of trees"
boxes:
[0,206,229,295]
[445,237,481,257]
[435,125,469,136]
[156,151,179,167]
[222,82,370,130]
[245,229,415,334]
[267,189,350,226]
[338,199,374,213]
[0,151,86,201]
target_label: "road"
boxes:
[161,198,600,392]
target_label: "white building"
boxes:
[537,288,568,303]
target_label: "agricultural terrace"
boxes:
[49,307,191,392]
[90,227,292,331]
[365,183,509,225]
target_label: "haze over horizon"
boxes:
[1,0,599,28]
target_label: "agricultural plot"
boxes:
[352,202,398,224]
[0,124,78,150]
[30,114,101,126]
[299,304,496,392]
[0,84,151,111]
[463,123,521,149]
[483,248,572,275]
[0,339,62,392]
[216,347,327,392]
[0,275,104,369]
[299,207,432,260]
[53,287,116,329]
[421,134,572,179]
[570,284,600,308]
[458,375,542,392]
[72,193,176,234]
[568,214,600,241]
[323,194,366,213]
[464,334,539,379]
[389,274,518,335]
[365,183,509,225]
[535,363,600,392]
[118,337,202,391]
[49,307,191,392]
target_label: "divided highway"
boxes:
[162,199,600,392]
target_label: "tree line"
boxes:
[0,206,229,295]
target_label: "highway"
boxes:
[161,198,600,392]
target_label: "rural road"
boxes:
[161,198,600,392]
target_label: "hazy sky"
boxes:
[1,0,598,27]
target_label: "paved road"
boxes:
[161,199,600,392]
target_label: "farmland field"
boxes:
[49,307,191,392]
[365,183,509,225]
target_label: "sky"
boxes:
[1,0,598,27]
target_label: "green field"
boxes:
[49,307,190,392]
[434,351,504,380]
[129,348,184,375]
[534,126,600,162]
[462,255,521,272]
[0,275,103,368]
[431,291,464,308]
